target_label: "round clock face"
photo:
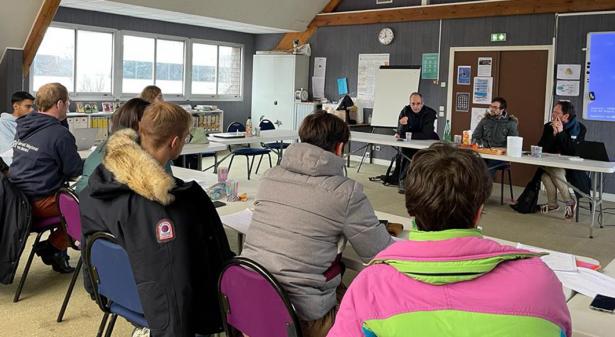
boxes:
[378,28,394,45]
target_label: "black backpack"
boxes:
[511,168,543,214]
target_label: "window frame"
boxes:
[29,22,117,101]
[30,23,245,102]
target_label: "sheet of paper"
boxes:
[555,268,615,299]
[472,77,493,104]
[312,76,325,99]
[477,57,492,77]
[556,80,580,96]
[517,243,578,272]
[357,53,389,108]
[219,208,253,234]
[314,57,327,78]
[471,107,485,133]
[557,64,581,80]
[457,65,471,85]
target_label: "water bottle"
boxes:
[245,117,252,137]
[443,119,452,143]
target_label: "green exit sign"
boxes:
[491,33,507,42]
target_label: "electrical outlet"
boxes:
[374,145,381,151]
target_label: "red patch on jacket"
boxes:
[156,219,175,243]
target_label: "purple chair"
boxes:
[13,215,62,302]
[55,188,83,322]
[218,257,303,337]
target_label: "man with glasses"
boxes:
[472,97,519,175]
[9,82,82,273]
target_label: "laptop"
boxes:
[574,141,610,162]
[73,128,99,150]
[212,132,246,139]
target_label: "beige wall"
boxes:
[0,0,43,58]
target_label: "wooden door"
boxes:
[450,49,549,186]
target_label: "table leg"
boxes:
[197,154,203,171]
[357,144,372,173]
[589,172,598,239]
[347,140,351,168]
[237,232,245,254]
[599,173,604,228]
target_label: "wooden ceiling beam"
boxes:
[312,0,615,27]
[274,0,342,51]
[23,0,61,75]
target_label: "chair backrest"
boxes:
[86,232,144,314]
[218,257,302,337]
[575,141,610,162]
[56,188,81,247]
[227,122,246,133]
[259,119,276,131]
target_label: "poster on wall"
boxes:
[357,53,390,108]
[471,107,486,133]
[456,92,470,112]
[457,66,471,85]
[556,80,580,96]
[421,53,439,80]
[314,57,327,78]
[556,64,581,80]
[477,57,493,77]
[472,77,493,104]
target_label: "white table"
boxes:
[208,129,299,167]
[567,259,615,337]
[350,131,615,238]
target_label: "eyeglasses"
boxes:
[489,105,502,110]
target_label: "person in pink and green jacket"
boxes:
[328,143,571,337]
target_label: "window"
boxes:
[192,42,242,97]
[32,27,75,92]
[32,26,113,95]
[77,30,113,93]
[122,35,185,95]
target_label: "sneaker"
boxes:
[564,202,577,220]
[540,204,560,214]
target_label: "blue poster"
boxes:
[457,66,471,85]
[337,77,348,95]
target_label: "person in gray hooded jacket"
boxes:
[241,111,394,337]
[472,97,519,148]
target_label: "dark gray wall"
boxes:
[0,49,26,112]
[52,7,256,129]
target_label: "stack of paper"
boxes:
[555,268,615,299]
[219,209,253,234]
[516,243,578,272]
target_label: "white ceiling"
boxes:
[60,0,330,34]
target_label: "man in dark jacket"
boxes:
[9,83,82,273]
[537,100,586,220]
[80,104,233,337]
[393,92,438,191]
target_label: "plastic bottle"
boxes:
[443,119,452,143]
[245,117,253,137]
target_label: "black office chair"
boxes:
[227,122,272,180]
[573,141,610,224]
[487,161,514,205]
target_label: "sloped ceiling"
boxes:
[60,0,330,33]
[0,0,44,59]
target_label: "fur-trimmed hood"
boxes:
[101,128,175,205]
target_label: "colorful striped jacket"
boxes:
[328,228,571,337]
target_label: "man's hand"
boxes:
[552,117,564,135]
[399,116,408,125]
[394,133,400,139]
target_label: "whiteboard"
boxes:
[371,66,421,128]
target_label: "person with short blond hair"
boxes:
[80,101,232,337]
[140,85,163,103]
[328,143,571,337]
[242,110,393,337]
[9,82,81,273]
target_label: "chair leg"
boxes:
[57,256,82,322]
[14,231,45,302]
[247,156,254,180]
[213,154,218,173]
[96,312,110,337]
[576,197,580,223]
[255,154,264,174]
[507,168,514,203]
[228,155,235,171]
[103,313,118,337]
[500,169,505,205]
[268,153,272,168]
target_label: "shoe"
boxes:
[50,251,75,274]
[34,241,55,266]
[564,202,576,220]
[539,204,560,214]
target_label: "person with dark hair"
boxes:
[74,98,153,193]
[9,83,82,273]
[241,110,393,337]
[0,91,35,165]
[328,143,571,337]
[472,96,519,175]
[537,100,586,219]
[80,102,233,337]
